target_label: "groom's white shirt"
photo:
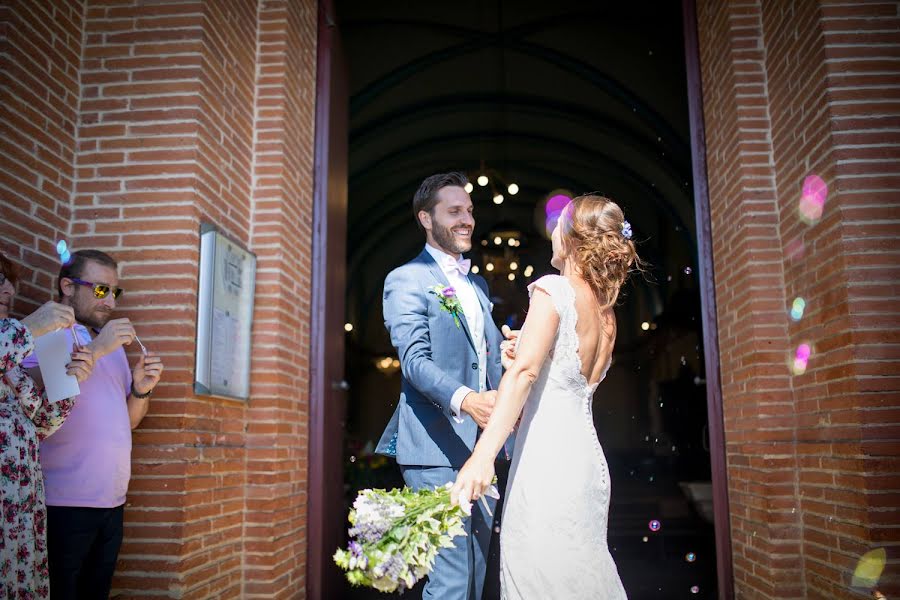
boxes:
[424,243,487,423]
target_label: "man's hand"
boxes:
[66,348,95,383]
[500,325,520,370]
[21,302,75,338]
[87,318,135,359]
[132,352,163,396]
[461,390,496,429]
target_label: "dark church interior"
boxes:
[336,2,717,597]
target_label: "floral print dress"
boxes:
[1,318,76,599]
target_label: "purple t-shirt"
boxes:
[23,324,132,508]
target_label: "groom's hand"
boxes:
[461,390,497,429]
[501,324,519,343]
[500,325,520,370]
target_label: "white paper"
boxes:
[33,329,80,403]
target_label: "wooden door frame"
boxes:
[308,0,345,597]
[682,1,735,598]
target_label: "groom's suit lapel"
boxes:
[420,250,478,354]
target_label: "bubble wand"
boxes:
[55,240,81,350]
[133,333,148,356]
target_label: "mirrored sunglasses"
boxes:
[70,278,124,300]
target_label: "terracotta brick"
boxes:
[699,1,900,597]
[1,0,317,596]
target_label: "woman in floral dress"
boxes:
[0,253,94,598]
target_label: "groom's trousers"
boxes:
[401,465,497,600]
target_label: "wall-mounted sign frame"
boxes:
[194,223,256,401]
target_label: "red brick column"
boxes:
[802,2,899,596]
[2,0,316,597]
[698,1,900,598]
[697,1,800,596]
[73,2,256,596]
[243,0,317,596]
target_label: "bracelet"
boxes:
[130,383,153,399]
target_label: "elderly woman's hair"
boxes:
[0,252,19,286]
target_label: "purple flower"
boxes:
[348,540,368,569]
[349,492,404,544]
[442,286,456,298]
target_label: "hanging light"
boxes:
[477,175,489,186]
[471,265,480,274]
[464,182,474,193]
[509,262,518,270]
[508,273,516,281]
[344,323,353,332]
[507,238,516,246]
[486,263,495,272]
[508,183,519,195]
[641,322,650,331]
[493,236,502,245]
[493,194,504,205]
[523,265,534,277]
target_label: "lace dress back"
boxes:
[500,275,627,599]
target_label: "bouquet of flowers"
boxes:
[333,483,470,593]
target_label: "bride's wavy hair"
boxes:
[558,194,645,308]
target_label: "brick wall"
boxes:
[243,0,317,596]
[697,1,899,598]
[1,0,317,597]
[812,2,900,596]
[1,0,84,311]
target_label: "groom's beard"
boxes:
[431,221,472,255]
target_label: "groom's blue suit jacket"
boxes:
[376,249,512,468]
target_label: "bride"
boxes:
[451,194,641,599]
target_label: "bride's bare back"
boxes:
[568,276,617,387]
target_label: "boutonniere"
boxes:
[428,285,464,328]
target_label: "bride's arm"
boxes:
[451,289,559,504]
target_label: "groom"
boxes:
[376,171,512,599]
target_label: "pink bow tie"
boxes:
[442,255,471,276]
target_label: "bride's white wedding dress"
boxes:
[500,275,627,599]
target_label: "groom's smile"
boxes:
[452,226,472,240]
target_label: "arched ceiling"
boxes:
[336,0,697,352]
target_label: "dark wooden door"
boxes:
[308,0,348,597]
[682,1,735,598]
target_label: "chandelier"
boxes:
[473,225,534,282]
[464,163,519,206]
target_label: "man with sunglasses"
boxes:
[23,249,164,599]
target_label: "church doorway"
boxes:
[311,2,733,597]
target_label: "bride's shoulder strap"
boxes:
[527,275,574,317]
